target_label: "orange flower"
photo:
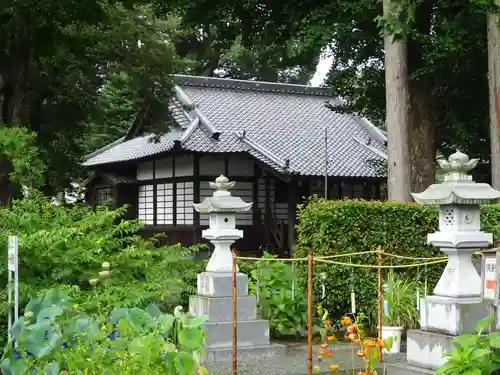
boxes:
[347,325,358,334]
[356,349,365,358]
[329,364,339,372]
[325,351,334,358]
[376,339,384,349]
[327,335,335,342]
[363,339,376,348]
[341,316,351,325]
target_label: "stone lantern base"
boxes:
[189,272,286,361]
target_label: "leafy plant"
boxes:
[248,252,307,337]
[0,288,209,375]
[380,270,420,328]
[0,191,202,345]
[436,315,500,375]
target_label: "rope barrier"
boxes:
[235,249,454,262]
[314,258,448,268]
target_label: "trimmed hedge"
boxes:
[295,199,500,324]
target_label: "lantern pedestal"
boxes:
[189,176,286,361]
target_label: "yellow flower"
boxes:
[329,364,339,372]
[313,365,321,373]
[24,311,33,318]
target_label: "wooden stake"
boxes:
[377,246,383,361]
[307,248,313,375]
[232,250,238,375]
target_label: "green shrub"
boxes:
[0,191,202,334]
[295,198,500,324]
[247,253,307,338]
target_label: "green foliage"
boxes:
[0,127,45,188]
[0,289,209,375]
[247,253,307,338]
[436,315,500,375]
[295,198,500,323]
[0,191,201,324]
[381,270,420,328]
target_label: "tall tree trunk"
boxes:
[0,35,31,206]
[409,79,437,192]
[383,0,412,202]
[488,4,500,189]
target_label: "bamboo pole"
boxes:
[232,250,238,375]
[307,248,313,375]
[377,246,383,361]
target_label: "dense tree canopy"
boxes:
[0,0,496,199]
[166,0,494,188]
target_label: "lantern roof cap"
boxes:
[193,175,253,213]
[411,150,500,205]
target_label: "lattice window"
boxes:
[443,209,455,226]
[156,183,174,225]
[96,187,114,205]
[176,182,194,225]
[138,185,154,225]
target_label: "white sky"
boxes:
[309,55,334,87]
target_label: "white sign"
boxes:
[7,236,18,272]
[484,256,497,300]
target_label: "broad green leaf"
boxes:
[488,332,500,348]
[128,308,154,333]
[462,368,482,375]
[475,316,494,334]
[146,303,162,318]
[37,306,63,323]
[452,333,477,348]
[178,328,204,350]
[128,336,152,356]
[159,314,175,333]
[108,308,130,325]
[435,361,460,375]
[185,315,208,328]
[178,351,197,375]
[469,348,490,361]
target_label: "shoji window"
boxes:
[176,181,194,225]
[156,183,174,225]
[96,187,114,205]
[138,185,154,225]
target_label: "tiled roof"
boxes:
[83,75,387,178]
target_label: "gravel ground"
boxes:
[205,342,407,375]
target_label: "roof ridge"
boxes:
[171,74,336,97]
[176,117,200,145]
[83,136,126,161]
[174,85,220,140]
[235,131,290,170]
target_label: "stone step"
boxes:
[205,320,270,348]
[197,272,248,297]
[189,295,257,322]
[384,362,435,375]
[204,342,287,362]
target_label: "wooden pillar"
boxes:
[193,154,201,243]
[287,180,298,254]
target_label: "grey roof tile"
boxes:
[83,76,386,178]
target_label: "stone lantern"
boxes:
[190,175,285,361]
[193,175,252,273]
[406,151,500,370]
